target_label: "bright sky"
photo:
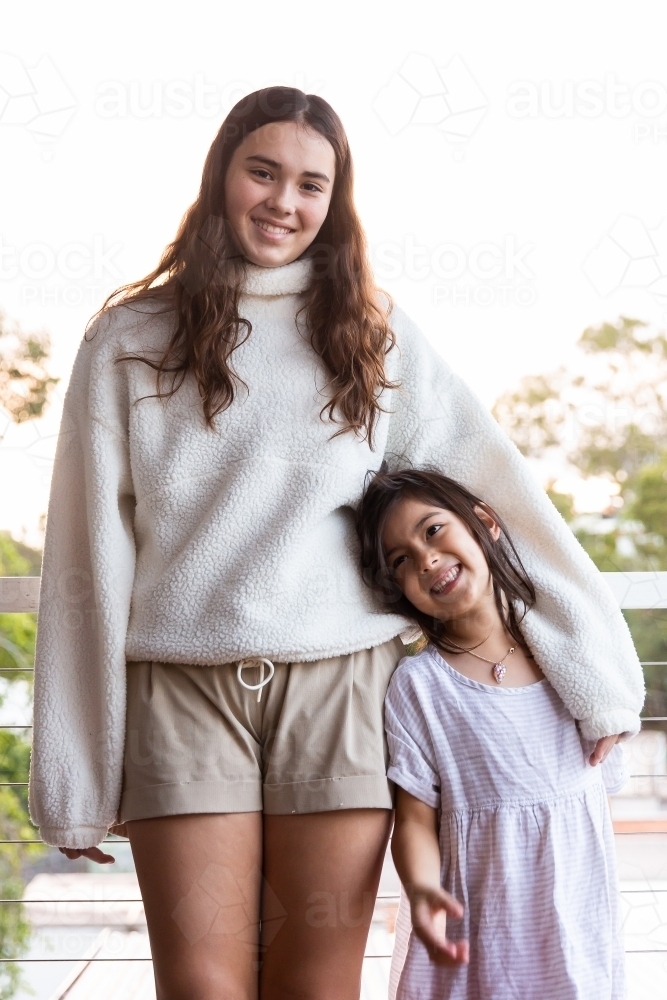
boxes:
[2,0,667,544]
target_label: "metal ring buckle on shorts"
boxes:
[236,658,275,703]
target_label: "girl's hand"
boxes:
[58,846,116,864]
[589,734,620,766]
[410,886,469,965]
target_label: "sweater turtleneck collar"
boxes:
[242,257,314,297]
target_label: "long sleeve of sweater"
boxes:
[29,321,136,848]
[385,307,645,741]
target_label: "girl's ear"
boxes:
[473,504,501,541]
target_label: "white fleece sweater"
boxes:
[30,257,645,848]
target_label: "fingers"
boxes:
[432,938,470,966]
[589,734,619,766]
[58,846,116,864]
[412,891,461,936]
[457,940,470,964]
[415,887,464,919]
[412,891,468,965]
[417,928,470,966]
[85,846,116,864]
[438,889,464,920]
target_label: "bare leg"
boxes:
[127,813,263,1000]
[260,809,393,1000]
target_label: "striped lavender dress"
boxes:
[385,646,626,1000]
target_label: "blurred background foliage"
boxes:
[0,314,50,996]
[0,313,59,425]
[0,534,39,682]
[0,532,44,997]
[493,315,667,732]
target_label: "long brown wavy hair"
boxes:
[356,468,536,654]
[98,87,395,444]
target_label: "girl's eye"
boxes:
[251,169,273,180]
[426,523,442,537]
[391,555,406,571]
[302,182,322,193]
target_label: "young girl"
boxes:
[357,468,629,1000]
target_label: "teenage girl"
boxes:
[30,88,641,1000]
[357,468,629,1000]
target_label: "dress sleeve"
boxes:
[385,667,441,809]
[384,308,645,742]
[29,317,136,848]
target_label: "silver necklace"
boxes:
[446,637,515,684]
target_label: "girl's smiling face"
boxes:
[224,120,336,268]
[381,496,500,622]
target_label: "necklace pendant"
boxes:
[492,661,506,684]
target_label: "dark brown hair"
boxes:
[97,87,395,444]
[356,468,536,653]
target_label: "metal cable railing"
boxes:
[0,574,666,974]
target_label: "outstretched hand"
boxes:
[589,734,620,766]
[410,886,469,965]
[58,846,116,865]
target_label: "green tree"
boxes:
[494,317,667,484]
[0,315,54,995]
[493,316,667,731]
[0,532,44,997]
[494,316,667,568]
[0,743,39,1000]
[0,313,59,424]
[0,534,40,681]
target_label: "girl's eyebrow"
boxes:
[384,510,444,559]
[244,154,331,183]
[245,154,280,169]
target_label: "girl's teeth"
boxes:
[433,565,460,593]
[255,220,292,235]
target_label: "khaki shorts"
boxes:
[119,637,405,822]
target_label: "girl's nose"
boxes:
[418,550,438,574]
[265,186,296,216]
